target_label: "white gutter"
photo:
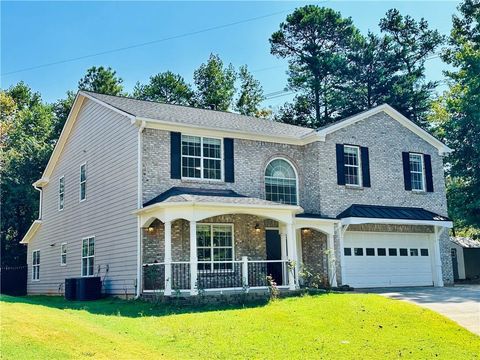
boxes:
[135,120,146,299]
[341,217,453,228]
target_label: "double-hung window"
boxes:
[409,153,425,191]
[82,237,95,276]
[59,176,65,210]
[181,135,222,180]
[61,243,67,265]
[32,250,40,280]
[79,163,87,201]
[197,224,233,271]
[344,145,361,186]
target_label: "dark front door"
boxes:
[266,229,283,285]
[451,248,459,281]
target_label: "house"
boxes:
[450,237,480,281]
[20,91,454,297]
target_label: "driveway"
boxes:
[361,285,480,335]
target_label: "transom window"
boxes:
[80,163,87,201]
[409,153,425,191]
[197,224,233,271]
[59,176,65,210]
[181,135,222,180]
[265,159,298,205]
[32,250,40,280]
[61,243,67,265]
[344,145,361,186]
[82,237,95,277]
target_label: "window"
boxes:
[80,163,87,201]
[344,145,361,186]
[399,248,408,256]
[377,248,386,256]
[197,224,233,271]
[181,135,222,180]
[366,248,375,256]
[421,249,429,256]
[265,159,298,205]
[410,248,419,256]
[61,243,67,265]
[32,250,40,280]
[409,153,425,191]
[389,248,397,256]
[344,248,352,256]
[354,248,363,256]
[59,176,65,210]
[82,237,95,276]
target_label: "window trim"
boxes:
[196,223,235,272]
[32,249,40,281]
[264,157,299,205]
[58,175,65,211]
[60,242,67,266]
[81,236,95,277]
[409,153,426,192]
[79,162,87,202]
[181,134,224,182]
[343,145,362,187]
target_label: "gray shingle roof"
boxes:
[450,237,480,248]
[83,91,314,138]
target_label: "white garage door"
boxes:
[343,232,434,288]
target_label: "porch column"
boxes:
[164,221,172,296]
[337,224,346,285]
[433,226,445,287]
[280,228,288,285]
[327,233,337,287]
[189,220,198,295]
[286,222,297,290]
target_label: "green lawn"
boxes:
[1,293,478,359]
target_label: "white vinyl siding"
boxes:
[32,250,40,280]
[344,145,362,186]
[409,153,425,191]
[82,237,95,277]
[181,135,222,180]
[79,163,87,201]
[58,176,65,210]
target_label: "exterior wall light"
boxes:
[254,223,261,232]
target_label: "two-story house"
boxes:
[21,91,454,297]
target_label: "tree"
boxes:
[51,91,76,141]
[270,6,361,127]
[193,54,236,111]
[1,83,55,265]
[132,71,194,105]
[379,9,444,126]
[235,65,265,116]
[433,0,480,232]
[78,66,124,95]
[274,94,316,128]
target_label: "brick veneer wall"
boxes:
[300,230,328,280]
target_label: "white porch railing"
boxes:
[142,258,292,294]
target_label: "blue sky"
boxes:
[1,1,459,109]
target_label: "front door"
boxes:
[266,229,283,285]
[451,248,459,281]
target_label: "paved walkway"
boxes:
[361,285,480,335]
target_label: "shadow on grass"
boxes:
[0,290,335,318]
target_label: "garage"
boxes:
[343,232,434,288]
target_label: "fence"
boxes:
[1,265,27,296]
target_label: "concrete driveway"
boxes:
[361,285,480,335]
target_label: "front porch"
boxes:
[137,196,337,296]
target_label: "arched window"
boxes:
[265,159,298,205]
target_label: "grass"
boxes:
[1,293,479,359]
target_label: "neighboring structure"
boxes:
[450,237,480,281]
[21,91,454,297]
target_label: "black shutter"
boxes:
[336,144,345,185]
[360,147,371,187]
[170,132,181,179]
[424,154,434,192]
[402,152,412,191]
[224,138,234,183]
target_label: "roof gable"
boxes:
[316,104,452,155]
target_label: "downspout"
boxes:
[34,185,43,220]
[135,120,146,299]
